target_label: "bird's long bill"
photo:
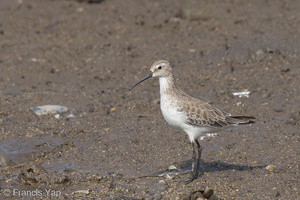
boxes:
[129,72,153,91]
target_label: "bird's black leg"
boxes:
[194,139,202,179]
[185,139,202,184]
[185,142,197,184]
[191,142,196,172]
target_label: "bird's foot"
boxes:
[185,171,198,184]
[185,168,203,184]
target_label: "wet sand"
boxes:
[0,0,299,199]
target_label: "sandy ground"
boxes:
[0,0,300,199]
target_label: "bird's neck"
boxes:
[158,75,176,96]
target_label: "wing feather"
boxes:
[182,100,229,128]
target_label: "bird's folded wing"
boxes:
[181,101,229,128]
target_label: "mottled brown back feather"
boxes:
[175,92,230,128]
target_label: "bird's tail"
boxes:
[226,116,255,126]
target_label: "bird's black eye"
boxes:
[158,66,162,70]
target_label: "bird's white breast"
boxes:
[160,95,213,143]
[160,95,186,128]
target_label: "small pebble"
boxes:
[232,90,251,98]
[66,114,75,118]
[286,121,296,125]
[103,128,110,132]
[73,189,89,194]
[110,107,117,112]
[168,165,177,170]
[273,108,283,112]
[266,164,276,171]
[31,105,68,116]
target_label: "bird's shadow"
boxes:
[143,160,266,177]
[184,159,266,173]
